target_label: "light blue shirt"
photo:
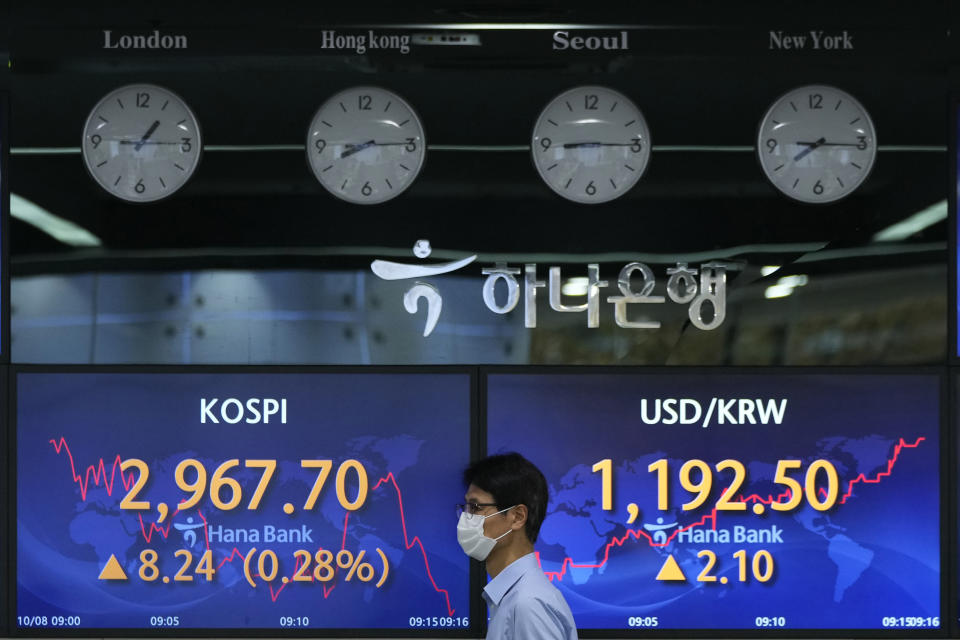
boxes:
[484,553,578,640]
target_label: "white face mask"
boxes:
[457,505,516,561]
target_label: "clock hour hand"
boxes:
[134,120,161,151]
[340,140,377,159]
[792,136,827,162]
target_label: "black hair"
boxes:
[462,452,549,543]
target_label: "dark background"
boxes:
[3,1,955,365]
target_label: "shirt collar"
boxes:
[483,552,541,606]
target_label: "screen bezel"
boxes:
[1,89,8,363]
[9,364,482,638]
[949,93,958,364]
[481,365,950,639]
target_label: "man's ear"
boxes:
[511,504,528,531]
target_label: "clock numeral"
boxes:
[630,138,643,153]
[361,181,373,196]
[585,180,597,196]
[358,95,372,111]
[180,137,193,153]
[808,93,823,110]
[90,134,102,149]
[812,179,824,195]
[540,138,552,151]
[135,179,146,194]
[765,138,778,153]
[315,139,327,154]
[857,135,868,150]
[405,137,417,152]
[136,92,150,108]
[584,94,599,110]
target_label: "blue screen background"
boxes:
[487,373,940,630]
[17,372,471,630]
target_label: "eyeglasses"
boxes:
[456,502,498,517]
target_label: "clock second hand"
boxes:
[563,142,634,149]
[796,141,861,147]
[340,140,415,159]
[119,141,179,145]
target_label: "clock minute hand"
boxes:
[134,120,161,151]
[793,136,826,162]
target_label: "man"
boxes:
[458,453,578,640]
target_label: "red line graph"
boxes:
[538,437,924,582]
[539,508,718,581]
[49,438,455,614]
[735,437,925,506]
[49,437,136,500]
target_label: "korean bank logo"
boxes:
[371,240,729,337]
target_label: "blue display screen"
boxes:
[487,372,941,631]
[16,372,472,631]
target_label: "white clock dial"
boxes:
[306,87,426,205]
[757,85,876,203]
[531,86,651,204]
[82,84,202,202]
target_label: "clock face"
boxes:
[531,86,651,204]
[82,84,202,202]
[306,87,426,205]
[757,85,877,203]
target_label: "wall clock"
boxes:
[531,86,652,204]
[82,84,202,202]
[757,85,876,203]
[306,86,426,204]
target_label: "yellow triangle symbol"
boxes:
[98,554,128,581]
[655,554,687,581]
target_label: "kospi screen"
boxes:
[16,370,473,633]
[486,372,942,632]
